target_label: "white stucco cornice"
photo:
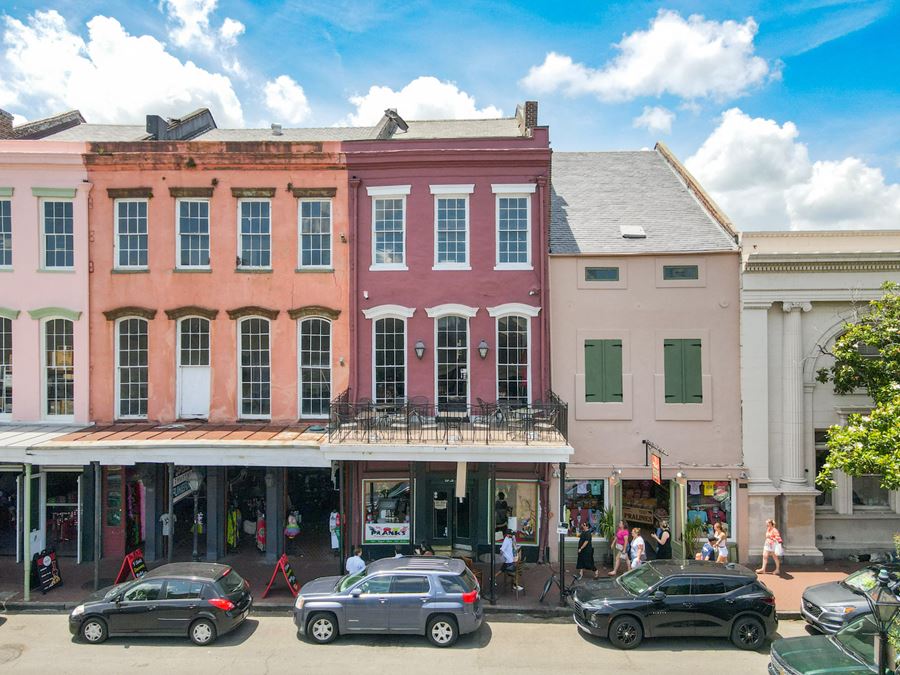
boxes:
[366,185,411,197]
[362,304,415,320]
[486,302,541,318]
[424,303,478,319]
[745,252,900,274]
[491,183,536,194]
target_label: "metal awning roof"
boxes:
[322,442,574,464]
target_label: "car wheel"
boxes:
[427,615,458,648]
[307,613,338,644]
[80,618,108,644]
[189,618,218,646]
[608,615,643,650]
[731,616,765,650]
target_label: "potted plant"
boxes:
[682,517,707,559]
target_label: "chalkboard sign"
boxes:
[114,548,148,584]
[262,554,300,598]
[32,549,62,594]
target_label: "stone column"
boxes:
[781,301,811,487]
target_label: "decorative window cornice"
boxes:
[165,306,219,321]
[227,306,279,321]
[487,302,541,318]
[0,307,20,321]
[430,184,475,195]
[107,188,152,199]
[425,303,479,319]
[745,252,900,274]
[232,187,276,198]
[32,187,76,199]
[0,188,13,198]
[491,183,536,194]
[366,185,411,197]
[288,305,341,320]
[362,304,415,320]
[103,306,157,321]
[292,187,337,198]
[28,306,82,321]
[169,187,214,198]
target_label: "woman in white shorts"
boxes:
[629,527,646,569]
[757,519,783,575]
[713,522,729,563]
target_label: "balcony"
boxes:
[328,391,568,446]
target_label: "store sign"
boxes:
[364,522,410,543]
[651,453,662,486]
[172,469,194,504]
[113,548,148,585]
[32,548,62,594]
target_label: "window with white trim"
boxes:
[373,198,405,266]
[435,196,468,266]
[239,317,271,418]
[0,200,11,267]
[0,317,11,414]
[44,318,74,416]
[177,199,210,268]
[437,316,468,407]
[374,317,405,403]
[179,317,210,366]
[498,315,529,404]
[299,318,331,417]
[238,199,271,268]
[116,317,148,418]
[496,195,529,266]
[115,199,148,269]
[299,199,332,268]
[42,200,74,268]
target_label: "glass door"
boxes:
[29,473,44,555]
[428,478,454,547]
[453,480,475,550]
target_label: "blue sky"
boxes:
[1,1,898,230]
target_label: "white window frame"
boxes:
[364,306,414,403]
[488,303,539,404]
[0,316,11,419]
[430,185,473,270]
[368,185,410,271]
[0,198,11,269]
[40,199,75,271]
[236,198,272,270]
[114,316,149,420]
[175,198,211,270]
[41,317,75,422]
[491,184,535,271]
[237,316,272,420]
[113,198,149,271]
[298,316,332,419]
[298,198,333,270]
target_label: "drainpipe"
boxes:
[23,463,31,602]
[558,461,566,607]
[348,178,361,394]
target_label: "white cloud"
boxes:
[161,0,245,73]
[345,76,502,126]
[218,17,245,47]
[0,10,244,126]
[264,75,311,124]
[686,108,900,230]
[632,106,674,134]
[521,10,773,102]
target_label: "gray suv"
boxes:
[293,556,483,647]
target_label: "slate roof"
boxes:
[43,124,149,141]
[550,150,738,255]
[392,117,522,140]
[197,126,376,142]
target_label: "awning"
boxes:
[24,443,330,467]
[0,424,86,464]
[322,443,574,464]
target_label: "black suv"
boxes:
[572,560,777,650]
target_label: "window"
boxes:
[564,480,605,536]
[494,480,538,545]
[238,199,271,268]
[362,479,410,544]
[662,265,699,281]
[44,471,79,556]
[356,576,392,594]
[390,576,430,594]
[116,318,148,419]
[115,200,148,269]
[177,199,210,268]
[496,195,530,266]
[374,318,405,403]
[852,475,890,509]
[179,317,210,366]
[0,317,10,414]
[439,572,477,594]
[299,199,332,268]
[373,197,405,267]
[436,316,468,407]
[239,317,270,418]
[0,199,10,267]
[658,578,691,596]
[165,580,204,600]
[814,430,832,508]
[435,196,468,267]
[585,267,619,282]
[498,315,529,404]
[124,580,164,602]
[686,480,732,537]
[44,318,74,417]
[664,338,702,404]
[299,318,331,417]
[42,200,74,268]
[856,342,881,359]
[691,578,727,595]
[584,339,623,403]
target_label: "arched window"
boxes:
[116,317,149,418]
[299,318,331,417]
[43,318,74,417]
[176,316,211,419]
[0,317,11,415]
[436,315,468,407]
[239,317,271,418]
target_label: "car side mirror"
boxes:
[114,594,123,604]
[350,588,362,598]
[651,590,666,602]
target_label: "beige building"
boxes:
[549,146,745,563]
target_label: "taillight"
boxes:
[462,590,478,604]
[761,596,776,606]
[208,598,235,611]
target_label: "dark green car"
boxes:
[769,615,897,674]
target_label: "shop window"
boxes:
[0,317,11,414]
[584,339,623,403]
[686,480,732,536]
[299,199,332,268]
[437,315,468,408]
[45,472,79,557]
[299,318,331,417]
[814,430,832,508]
[497,315,529,405]
[44,318,74,417]
[238,317,271,418]
[374,317,405,403]
[116,317,148,419]
[622,479,670,532]
[564,480,605,536]
[664,338,702,404]
[494,480,538,545]
[852,475,890,509]
[362,479,410,544]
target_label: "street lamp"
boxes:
[863,567,900,675]
[188,469,203,562]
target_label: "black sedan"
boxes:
[572,560,778,650]
[69,562,252,645]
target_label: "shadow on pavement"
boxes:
[299,622,493,650]
[575,626,771,654]
[0,616,6,628]
[70,617,260,648]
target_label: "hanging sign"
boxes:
[113,548,148,585]
[32,549,62,594]
[364,522,410,543]
[172,469,194,504]
[651,453,662,486]
[262,553,300,598]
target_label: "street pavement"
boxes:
[0,612,808,674]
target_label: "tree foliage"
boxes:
[816,282,900,491]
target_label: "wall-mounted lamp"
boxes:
[528,288,539,296]
[675,471,687,485]
[609,468,622,486]
[478,339,489,359]
[340,232,347,243]
[414,339,426,360]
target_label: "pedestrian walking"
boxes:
[576,522,599,580]
[608,520,629,576]
[714,522,729,563]
[345,547,365,574]
[651,520,672,560]
[756,519,783,575]
[629,527,646,569]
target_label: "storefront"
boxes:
[0,467,19,558]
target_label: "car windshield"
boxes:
[841,568,879,593]
[618,565,663,595]
[832,615,878,665]
[337,570,367,592]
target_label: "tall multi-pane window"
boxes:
[496,195,529,266]
[115,200,148,269]
[435,197,468,267]
[497,315,529,404]
[239,317,271,418]
[374,317,405,403]
[177,200,210,268]
[42,200,74,268]
[238,200,271,268]
[436,316,468,407]
[299,318,331,417]
[0,317,11,414]
[179,317,210,366]
[372,197,405,266]
[117,318,148,418]
[299,200,332,268]
[0,199,11,267]
[44,318,74,417]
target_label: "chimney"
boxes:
[271,123,283,136]
[0,109,14,139]
[515,101,539,136]
[146,114,168,140]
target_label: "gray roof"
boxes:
[43,124,148,141]
[392,117,522,140]
[197,126,376,142]
[550,151,738,255]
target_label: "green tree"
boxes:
[816,282,900,491]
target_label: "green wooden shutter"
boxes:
[664,339,683,403]
[603,340,623,402]
[684,339,703,403]
[584,340,603,401]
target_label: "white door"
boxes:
[28,473,45,554]
[177,317,211,419]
